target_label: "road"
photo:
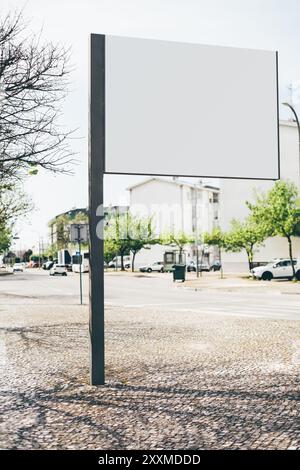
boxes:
[1,269,300,320]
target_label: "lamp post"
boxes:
[282,102,300,185]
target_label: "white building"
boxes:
[128,177,219,267]
[219,120,300,271]
[127,120,300,271]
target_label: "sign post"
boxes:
[89,34,105,385]
[70,224,88,305]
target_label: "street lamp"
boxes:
[282,102,300,185]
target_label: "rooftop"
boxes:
[127,177,219,192]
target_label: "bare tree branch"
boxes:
[0,10,76,181]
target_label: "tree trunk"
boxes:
[246,248,253,272]
[219,246,224,279]
[120,253,125,271]
[200,247,204,278]
[179,247,183,264]
[132,252,136,272]
[287,235,296,279]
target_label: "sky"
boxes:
[2,0,300,251]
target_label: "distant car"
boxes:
[30,261,39,268]
[50,264,67,276]
[139,262,165,273]
[187,261,210,272]
[251,258,300,281]
[210,261,222,272]
[108,256,131,269]
[13,263,24,272]
[42,261,54,270]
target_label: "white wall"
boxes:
[129,178,219,267]
[130,178,217,236]
[130,179,183,235]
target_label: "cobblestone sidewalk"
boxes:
[0,304,299,449]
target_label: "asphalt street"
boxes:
[1,269,299,320]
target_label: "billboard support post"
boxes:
[89,34,105,385]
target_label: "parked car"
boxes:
[108,256,131,269]
[139,262,165,273]
[251,258,300,281]
[210,260,222,271]
[42,260,54,270]
[13,263,24,272]
[187,260,210,272]
[28,261,39,268]
[49,264,68,276]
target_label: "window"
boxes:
[213,193,219,203]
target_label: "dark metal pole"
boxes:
[89,34,105,385]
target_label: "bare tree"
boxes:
[0,10,75,181]
[0,181,33,226]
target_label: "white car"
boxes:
[139,261,165,273]
[251,258,300,281]
[108,256,131,269]
[50,264,67,276]
[13,263,24,272]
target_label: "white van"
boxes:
[72,252,89,273]
[108,256,131,269]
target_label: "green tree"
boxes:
[49,214,70,250]
[105,213,131,271]
[247,180,300,279]
[203,227,225,278]
[224,217,268,271]
[0,182,33,227]
[127,215,156,272]
[44,243,58,260]
[0,183,32,258]
[23,249,33,262]
[160,231,195,263]
[0,225,12,253]
[48,210,88,252]
[104,238,118,265]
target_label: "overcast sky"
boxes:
[2,0,300,250]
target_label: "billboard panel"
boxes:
[104,35,279,180]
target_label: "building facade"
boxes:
[128,177,219,267]
[219,120,300,271]
[49,206,128,250]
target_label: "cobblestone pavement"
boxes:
[0,302,299,450]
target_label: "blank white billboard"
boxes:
[105,36,279,180]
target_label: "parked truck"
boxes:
[72,251,89,273]
[57,249,72,269]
